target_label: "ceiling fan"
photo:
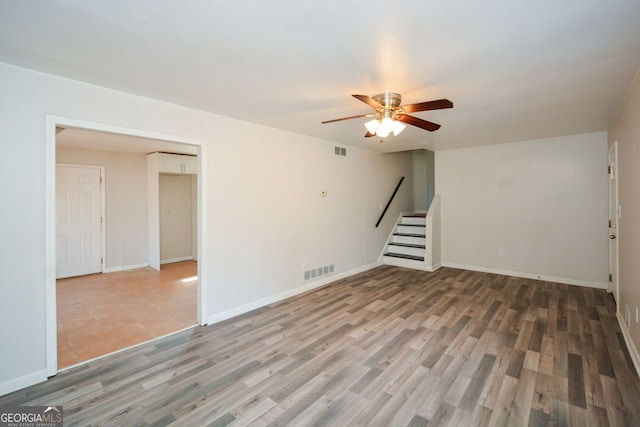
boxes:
[321,92,453,138]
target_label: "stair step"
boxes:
[403,213,427,217]
[388,242,426,249]
[393,233,426,238]
[397,225,426,235]
[384,252,425,261]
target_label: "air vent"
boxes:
[334,146,347,157]
[304,264,335,281]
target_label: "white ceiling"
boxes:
[2,1,640,153]
[55,127,198,156]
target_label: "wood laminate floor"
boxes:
[3,266,640,426]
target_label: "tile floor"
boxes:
[56,261,198,369]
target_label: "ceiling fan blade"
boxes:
[321,113,374,124]
[401,99,453,113]
[352,94,383,109]
[397,114,441,131]
[365,131,375,138]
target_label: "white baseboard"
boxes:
[207,262,382,325]
[617,311,640,378]
[426,262,442,272]
[441,262,608,289]
[0,370,47,397]
[103,263,149,273]
[160,256,194,265]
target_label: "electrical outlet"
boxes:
[497,249,504,257]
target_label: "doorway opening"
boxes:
[46,116,209,375]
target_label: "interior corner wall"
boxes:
[412,150,427,211]
[425,150,435,208]
[412,149,435,212]
[56,146,149,271]
[608,71,640,357]
[435,132,609,287]
[0,61,413,394]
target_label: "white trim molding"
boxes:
[617,311,640,378]
[161,256,194,265]
[441,262,608,289]
[0,370,47,397]
[103,263,150,274]
[207,262,382,325]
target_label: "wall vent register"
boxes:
[304,264,335,281]
[334,146,347,156]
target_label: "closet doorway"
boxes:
[160,173,197,265]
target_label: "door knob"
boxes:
[610,234,617,240]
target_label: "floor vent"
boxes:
[304,264,335,281]
[334,146,347,156]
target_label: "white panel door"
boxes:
[56,166,102,279]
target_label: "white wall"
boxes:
[608,72,640,366]
[435,132,609,287]
[56,146,148,271]
[0,62,413,393]
[412,150,428,210]
[412,149,435,212]
[207,138,413,316]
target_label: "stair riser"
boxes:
[387,245,425,257]
[396,225,426,234]
[383,256,425,270]
[400,217,426,226]
[391,235,426,245]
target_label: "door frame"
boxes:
[45,115,209,376]
[608,141,619,306]
[56,163,107,276]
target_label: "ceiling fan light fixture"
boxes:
[376,117,395,137]
[364,117,406,137]
[392,120,406,136]
[365,119,380,134]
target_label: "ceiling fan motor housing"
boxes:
[373,92,403,110]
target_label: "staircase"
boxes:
[381,196,441,272]
[383,214,428,269]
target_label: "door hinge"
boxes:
[608,165,612,175]
[100,216,103,224]
[609,273,613,282]
[609,219,612,228]
[100,176,103,184]
[101,257,103,265]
